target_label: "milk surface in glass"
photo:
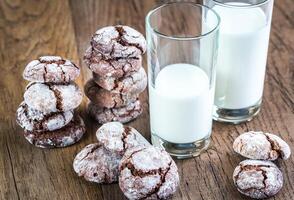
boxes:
[149,63,213,144]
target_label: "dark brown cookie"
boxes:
[96,122,150,156]
[73,143,121,184]
[16,101,73,132]
[90,25,146,59]
[233,160,283,199]
[84,79,138,108]
[84,46,142,79]
[23,56,80,83]
[87,100,142,124]
[23,115,85,148]
[93,67,147,94]
[24,82,83,113]
[119,146,180,200]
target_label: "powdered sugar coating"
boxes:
[233,131,291,160]
[87,100,142,124]
[233,160,283,199]
[91,25,146,59]
[23,115,85,148]
[73,143,121,184]
[119,146,179,200]
[84,46,142,78]
[93,67,147,94]
[96,122,150,155]
[24,82,83,113]
[84,79,138,108]
[16,101,73,132]
[23,56,80,83]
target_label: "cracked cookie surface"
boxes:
[233,131,291,160]
[24,114,85,148]
[84,79,138,108]
[23,56,80,83]
[93,67,147,94]
[84,46,142,78]
[233,160,283,199]
[24,82,83,113]
[119,146,179,200]
[73,143,121,184]
[90,25,146,59]
[96,122,150,156]
[16,101,73,132]
[87,100,142,124]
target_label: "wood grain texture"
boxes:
[0,0,293,199]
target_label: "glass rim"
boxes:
[145,2,220,40]
[211,0,271,8]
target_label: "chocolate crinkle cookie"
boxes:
[90,25,146,59]
[24,82,83,113]
[87,100,142,124]
[233,160,283,199]
[119,146,179,200]
[73,123,149,184]
[24,114,85,148]
[84,46,142,79]
[16,101,73,132]
[96,122,150,156]
[73,143,121,184]
[23,56,80,83]
[93,67,147,94]
[233,131,291,160]
[84,79,138,108]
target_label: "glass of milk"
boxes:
[204,0,274,123]
[146,2,220,158]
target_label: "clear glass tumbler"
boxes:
[146,2,220,159]
[204,0,274,124]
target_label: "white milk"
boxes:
[211,3,271,109]
[149,63,213,144]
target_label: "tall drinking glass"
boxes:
[146,2,220,159]
[204,0,274,123]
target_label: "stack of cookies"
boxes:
[84,25,147,124]
[16,56,85,148]
[232,131,291,199]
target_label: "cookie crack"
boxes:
[72,63,79,69]
[115,26,144,54]
[46,84,63,111]
[121,127,132,150]
[119,93,126,105]
[112,97,118,108]
[143,161,172,199]
[79,144,102,162]
[264,133,283,159]
[43,63,48,82]
[234,164,270,197]
[59,65,66,82]
[19,103,35,129]
[86,46,140,71]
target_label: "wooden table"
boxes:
[0,0,293,199]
